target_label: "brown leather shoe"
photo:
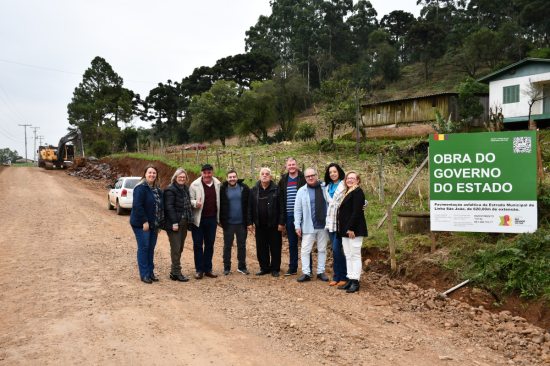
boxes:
[336,280,348,287]
[194,272,204,279]
[329,280,338,286]
[204,272,218,278]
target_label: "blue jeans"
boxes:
[286,215,298,272]
[132,226,158,279]
[191,216,217,273]
[329,231,347,282]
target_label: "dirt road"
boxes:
[0,167,547,365]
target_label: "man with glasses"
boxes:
[278,157,306,276]
[294,168,330,282]
[248,167,283,277]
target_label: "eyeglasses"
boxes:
[305,174,316,179]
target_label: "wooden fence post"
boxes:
[387,205,397,273]
[378,153,384,202]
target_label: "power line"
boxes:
[0,58,82,76]
[0,123,22,141]
[0,84,27,122]
[0,58,156,84]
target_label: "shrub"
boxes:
[318,138,334,152]
[90,140,111,158]
[462,230,550,299]
[295,123,316,141]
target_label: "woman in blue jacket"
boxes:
[130,165,164,284]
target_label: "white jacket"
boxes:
[189,176,221,227]
[324,180,346,233]
[294,182,328,235]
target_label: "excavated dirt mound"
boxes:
[68,157,199,188]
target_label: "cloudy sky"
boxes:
[0,0,420,159]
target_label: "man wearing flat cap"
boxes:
[189,163,221,279]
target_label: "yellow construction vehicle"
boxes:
[38,129,85,169]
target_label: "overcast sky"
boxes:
[0,0,420,159]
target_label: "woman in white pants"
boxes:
[336,171,368,293]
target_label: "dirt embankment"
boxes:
[68,157,199,188]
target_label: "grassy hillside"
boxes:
[367,60,492,102]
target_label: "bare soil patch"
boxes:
[363,247,550,330]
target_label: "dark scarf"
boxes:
[150,185,163,228]
[174,183,193,221]
[310,181,326,227]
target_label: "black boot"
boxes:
[337,280,352,290]
[346,280,360,293]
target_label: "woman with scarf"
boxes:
[323,163,347,287]
[337,171,368,293]
[130,165,164,284]
[164,168,193,282]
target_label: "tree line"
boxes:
[66,0,549,156]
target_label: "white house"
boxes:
[478,58,550,125]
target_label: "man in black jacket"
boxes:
[248,167,284,277]
[219,170,250,275]
[278,157,306,276]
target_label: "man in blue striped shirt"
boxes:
[278,157,306,276]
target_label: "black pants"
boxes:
[223,224,247,271]
[255,226,282,272]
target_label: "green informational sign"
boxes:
[430,131,537,233]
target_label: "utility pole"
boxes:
[31,126,39,165]
[38,135,44,146]
[18,124,32,162]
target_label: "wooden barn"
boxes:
[361,92,489,128]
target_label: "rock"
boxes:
[425,300,436,310]
[512,316,527,323]
[438,355,453,360]
[532,335,544,344]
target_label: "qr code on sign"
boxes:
[513,137,532,153]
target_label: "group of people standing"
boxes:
[129,157,368,293]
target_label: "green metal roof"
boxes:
[478,58,550,83]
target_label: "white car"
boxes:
[107,176,141,215]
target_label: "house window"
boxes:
[503,85,519,104]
